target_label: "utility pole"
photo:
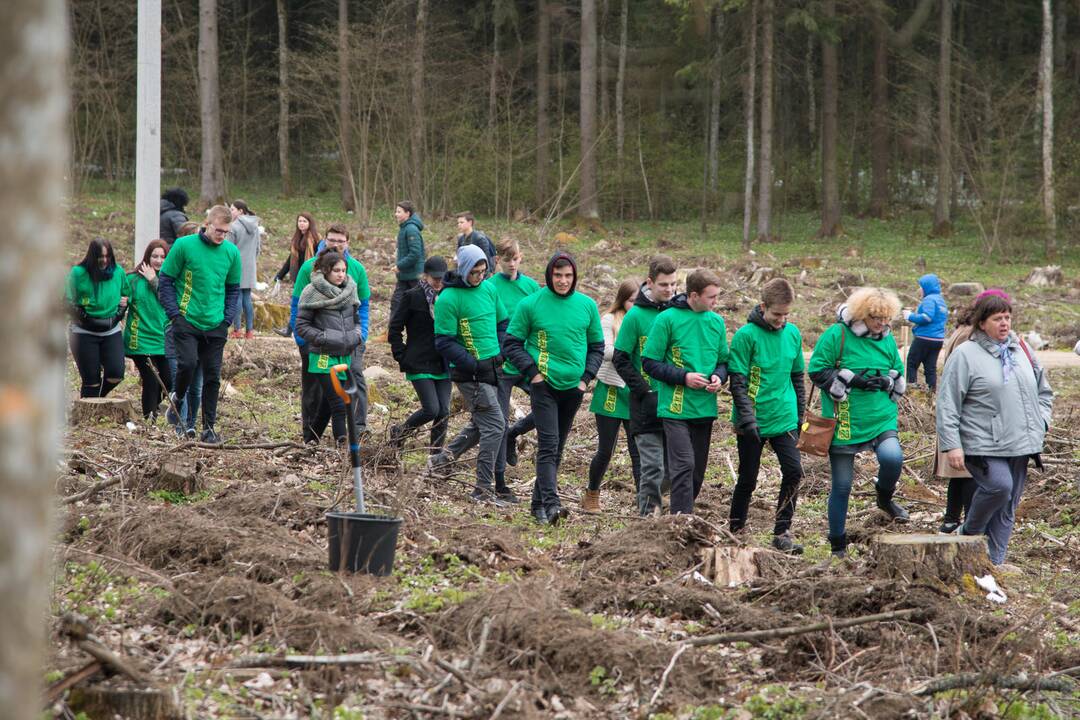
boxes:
[135,0,162,261]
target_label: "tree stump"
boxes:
[947,282,985,297]
[869,533,990,583]
[155,457,203,495]
[1025,265,1063,287]
[68,685,181,720]
[70,397,138,425]
[253,301,290,331]
[701,546,763,587]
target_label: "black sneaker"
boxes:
[200,427,223,444]
[876,495,910,522]
[165,393,180,426]
[272,325,291,338]
[772,531,804,555]
[505,436,519,467]
[546,505,568,526]
[185,427,197,440]
[531,506,549,525]
[496,487,520,504]
[388,423,407,450]
[427,452,452,479]
[939,520,961,534]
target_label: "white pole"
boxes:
[135,0,162,262]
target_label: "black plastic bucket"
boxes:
[326,512,402,575]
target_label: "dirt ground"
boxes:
[48,235,1080,719]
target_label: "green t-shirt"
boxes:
[307,352,350,378]
[123,274,168,355]
[65,265,130,318]
[292,255,371,302]
[642,306,730,420]
[406,371,449,381]
[728,320,805,436]
[486,272,541,375]
[808,323,904,445]
[589,380,630,419]
[507,288,604,391]
[159,233,242,331]
[433,282,507,363]
[613,302,663,389]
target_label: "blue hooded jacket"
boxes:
[906,273,948,340]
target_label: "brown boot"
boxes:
[581,489,601,514]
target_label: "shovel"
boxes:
[329,364,365,513]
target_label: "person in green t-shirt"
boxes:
[430,245,510,503]
[505,252,604,525]
[584,279,642,514]
[808,287,910,558]
[728,279,807,554]
[613,255,679,516]
[157,205,241,443]
[642,269,730,515]
[288,224,372,443]
[125,240,173,419]
[66,238,130,398]
[487,238,541,478]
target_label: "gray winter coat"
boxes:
[295,292,362,358]
[227,214,261,289]
[936,330,1053,458]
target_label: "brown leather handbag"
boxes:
[796,328,846,457]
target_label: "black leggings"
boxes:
[944,476,976,524]
[906,337,943,390]
[130,354,173,417]
[587,414,641,491]
[404,378,452,453]
[70,331,125,398]
[317,374,349,441]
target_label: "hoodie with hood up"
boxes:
[641,294,730,420]
[906,273,948,340]
[227,214,261,289]
[159,191,189,245]
[613,282,668,435]
[433,244,508,377]
[504,252,604,391]
[395,214,426,281]
[728,305,806,437]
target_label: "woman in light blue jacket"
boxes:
[936,293,1053,565]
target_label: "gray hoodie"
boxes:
[936,330,1053,458]
[227,215,261,289]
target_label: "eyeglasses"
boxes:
[210,227,229,235]
[869,315,890,322]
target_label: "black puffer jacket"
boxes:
[612,283,667,436]
[388,283,447,376]
[159,198,188,244]
[295,298,362,358]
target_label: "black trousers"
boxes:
[663,418,714,515]
[530,383,584,513]
[172,320,227,429]
[729,430,803,535]
[300,347,331,443]
[944,476,976,524]
[389,279,419,321]
[130,354,173,417]
[906,336,943,390]
[69,331,125,398]
[587,414,641,491]
[317,373,349,441]
[404,377,452,453]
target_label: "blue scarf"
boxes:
[996,341,1013,384]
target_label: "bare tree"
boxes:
[756,0,774,242]
[536,0,551,211]
[411,0,428,210]
[742,0,758,250]
[1040,0,1056,256]
[489,0,500,131]
[818,0,841,237]
[933,0,954,236]
[615,0,628,215]
[338,0,356,211]
[709,7,723,193]
[198,0,225,203]
[278,0,290,196]
[580,0,600,219]
[0,1,67,718]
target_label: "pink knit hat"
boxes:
[976,288,1011,303]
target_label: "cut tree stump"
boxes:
[253,300,290,331]
[68,685,182,720]
[1025,265,1063,287]
[70,397,138,425]
[701,546,764,587]
[869,533,990,583]
[155,457,203,495]
[947,282,985,297]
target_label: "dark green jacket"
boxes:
[395,215,425,281]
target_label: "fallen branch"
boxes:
[62,475,123,504]
[913,672,1076,696]
[227,652,390,668]
[649,643,688,708]
[168,440,308,452]
[489,680,522,720]
[687,608,924,646]
[44,660,103,704]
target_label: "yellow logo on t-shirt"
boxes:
[459,318,478,358]
[127,315,140,350]
[837,399,851,441]
[537,330,549,378]
[748,365,761,405]
[638,335,651,384]
[179,269,193,314]
[604,385,618,413]
[670,346,684,414]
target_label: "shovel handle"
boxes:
[329,364,354,404]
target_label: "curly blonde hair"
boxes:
[846,287,901,322]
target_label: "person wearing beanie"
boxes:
[904,273,948,390]
[430,244,511,503]
[641,268,730,516]
[504,251,604,525]
[388,256,452,458]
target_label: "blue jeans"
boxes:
[827,435,903,537]
[232,288,254,332]
[165,326,203,432]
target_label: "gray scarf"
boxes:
[299,272,359,311]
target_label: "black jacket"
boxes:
[612,283,667,436]
[295,294,362,358]
[388,284,447,376]
[729,305,808,433]
[159,199,188,245]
